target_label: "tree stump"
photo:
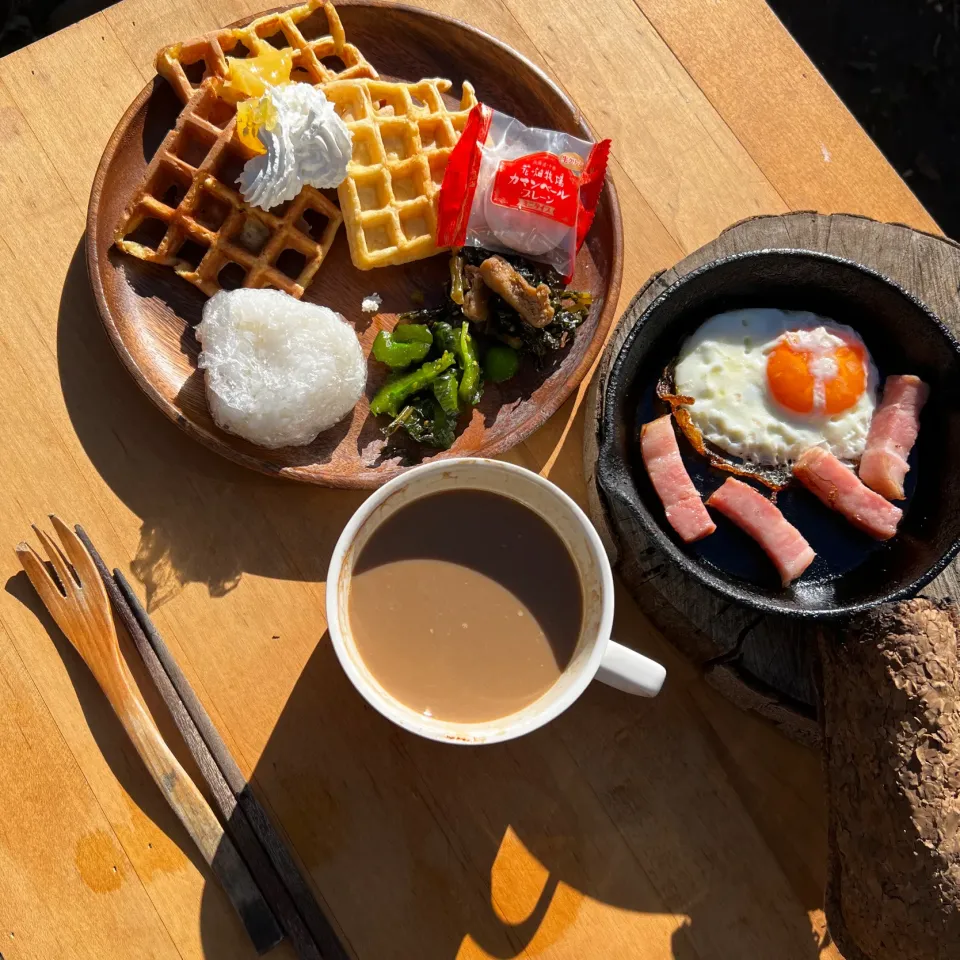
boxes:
[583,213,960,743]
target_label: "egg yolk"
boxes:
[766,341,865,414]
[221,48,293,103]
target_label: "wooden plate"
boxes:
[86,1,623,488]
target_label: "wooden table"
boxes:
[0,1,936,958]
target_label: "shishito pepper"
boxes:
[370,352,455,417]
[432,369,460,416]
[391,323,433,344]
[458,321,482,407]
[430,321,482,406]
[432,321,459,358]
[372,329,431,368]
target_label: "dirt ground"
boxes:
[1,0,957,236]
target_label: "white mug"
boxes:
[326,458,666,744]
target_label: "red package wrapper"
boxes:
[437,104,611,281]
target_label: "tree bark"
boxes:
[821,598,960,960]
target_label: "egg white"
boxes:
[673,309,878,466]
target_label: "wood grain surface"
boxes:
[582,212,960,744]
[15,519,283,954]
[0,0,936,958]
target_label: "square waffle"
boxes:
[323,77,478,270]
[157,0,377,104]
[114,83,342,299]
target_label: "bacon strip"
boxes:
[794,446,902,540]
[640,415,716,543]
[859,375,929,500]
[706,478,815,585]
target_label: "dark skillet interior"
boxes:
[597,249,960,618]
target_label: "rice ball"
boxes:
[196,289,366,449]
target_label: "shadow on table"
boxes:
[56,235,828,958]
[195,632,829,960]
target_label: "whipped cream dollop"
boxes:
[238,84,352,212]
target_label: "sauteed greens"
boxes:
[369,248,593,450]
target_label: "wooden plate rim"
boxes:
[85,0,624,488]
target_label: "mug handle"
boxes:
[596,641,666,698]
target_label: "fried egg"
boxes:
[673,309,878,466]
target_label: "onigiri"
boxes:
[196,289,366,449]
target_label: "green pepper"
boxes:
[432,368,460,416]
[458,321,482,407]
[484,344,520,383]
[370,352,455,417]
[372,329,431,368]
[391,323,433,344]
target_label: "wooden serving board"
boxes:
[583,212,960,742]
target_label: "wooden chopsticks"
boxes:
[76,526,348,960]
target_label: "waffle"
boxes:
[157,0,377,104]
[114,82,342,299]
[322,77,478,270]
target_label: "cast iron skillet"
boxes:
[596,249,960,618]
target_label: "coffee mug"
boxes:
[326,458,666,744]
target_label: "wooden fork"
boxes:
[16,517,282,955]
